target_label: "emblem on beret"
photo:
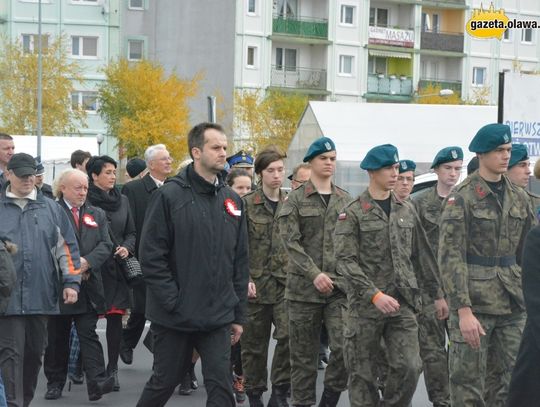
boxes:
[503,134,509,143]
[324,142,331,151]
[451,150,458,159]
[394,154,398,162]
[402,162,407,170]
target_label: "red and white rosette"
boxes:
[82,214,98,228]
[224,198,241,218]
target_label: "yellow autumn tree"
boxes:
[416,83,462,105]
[99,59,199,160]
[234,89,308,153]
[0,35,86,135]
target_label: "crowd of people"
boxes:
[0,121,539,407]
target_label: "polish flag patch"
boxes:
[338,212,347,221]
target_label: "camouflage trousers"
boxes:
[241,300,290,393]
[418,304,450,407]
[344,305,421,407]
[288,296,348,406]
[448,310,525,407]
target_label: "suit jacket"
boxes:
[121,173,159,256]
[58,200,113,314]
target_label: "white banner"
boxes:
[368,26,414,48]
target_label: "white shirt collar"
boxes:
[149,174,164,188]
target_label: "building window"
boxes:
[340,5,355,25]
[71,0,98,4]
[503,29,511,41]
[71,91,98,113]
[276,47,297,71]
[422,13,439,32]
[248,0,256,14]
[71,36,98,58]
[247,46,257,68]
[472,67,486,86]
[339,55,354,75]
[369,8,388,27]
[368,56,387,75]
[522,28,533,43]
[21,34,49,53]
[129,0,144,9]
[275,0,298,18]
[128,40,144,60]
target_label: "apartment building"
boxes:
[0,0,120,153]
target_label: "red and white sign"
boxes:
[368,26,414,48]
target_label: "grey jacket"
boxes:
[0,239,17,314]
[0,187,81,315]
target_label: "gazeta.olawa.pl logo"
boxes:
[466,2,539,40]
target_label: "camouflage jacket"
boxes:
[438,172,534,315]
[526,190,540,221]
[335,190,443,317]
[278,180,351,303]
[243,188,288,304]
[413,185,445,256]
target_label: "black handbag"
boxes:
[107,225,143,285]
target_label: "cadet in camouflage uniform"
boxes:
[413,147,463,407]
[394,159,416,202]
[242,146,290,407]
[335,144,448,407]
[438,124,534,407]
[278,137,351,407]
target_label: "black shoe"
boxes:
[119,347,133,365]
[178,372,193,396]
[318,388,341,407]
[87,376,115,401]
[268,383,290,407]
[247,391,264,407]
[189,366,198,390]
[68,372,84,385]
[44,386,62,400]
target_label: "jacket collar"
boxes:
[142,173,160,192]
[303,179,344,198]
[170,163,225,195]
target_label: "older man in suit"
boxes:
[120,144,172,364]
[43,169,115,402]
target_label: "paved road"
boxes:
[31,321,433,407]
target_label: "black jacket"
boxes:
[58,201,113,315]
[0,238,17,314]
[140,164,249,332]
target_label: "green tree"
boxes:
[234,89,308,153]
[99,59,199,160]
[0,35,86,135]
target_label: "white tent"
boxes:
[287,102,498,196]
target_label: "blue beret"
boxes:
[399,160,416,173]
[431,146,464,168]
[361,144,399,170]
[508,144,529,168]
[303,137,336,162]
[469,123,512,153]
[227,150,254,167]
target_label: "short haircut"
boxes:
[226,168,252,187]
[86,155,117,180]
[292,162,311,179]
[534,160,540,180]
[144,144,168,165]
[0,133,13,141]
[467,156,479,175]
[254,145,286,175]
[70,150,92,169]
[187,122,225,159]
[53,168,87,199]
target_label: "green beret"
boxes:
[469,123,512,153]
[399,160,416,173]
[431,146,464,168]
[360,144,399,170]
[303,137,336,162]
[508,143,529,168]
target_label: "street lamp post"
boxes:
[37,0,43,157]
[96,134,104,155]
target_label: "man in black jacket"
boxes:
[136,123,249,407]
[43,169,115,402]
[120,145,172,365]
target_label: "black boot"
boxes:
[247,391,264,407]
[318,388,341,407]
[268,383,290,407]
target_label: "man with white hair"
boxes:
[120,144,172,365]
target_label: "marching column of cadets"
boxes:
[0,122,539,406]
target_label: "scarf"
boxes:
[88,182,122,213]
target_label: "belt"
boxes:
[466,254,517,267]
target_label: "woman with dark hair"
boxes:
[86,156,136,392]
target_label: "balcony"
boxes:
[270,66,327,93]
[272,15,328,40]
[366,74,413,97]
[368,26,414,48]
[419,78,462,96]
[421,0,466,8]
[421,31,464,53]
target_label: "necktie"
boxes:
[71,207,79,229]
